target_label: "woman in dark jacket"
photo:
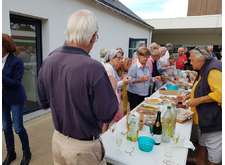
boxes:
[2,34,31,165]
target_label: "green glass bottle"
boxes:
[153,111,162,145]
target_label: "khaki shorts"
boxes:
[197,128,222,164]
[52,130,106,165]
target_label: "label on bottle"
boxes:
[153,134,162,144]
[156,122,160,127]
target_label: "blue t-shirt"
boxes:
[127,63,150,96]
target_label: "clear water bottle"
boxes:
[161,105,177,143]
[127,114,139,142]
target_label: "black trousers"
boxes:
[127,91,147,110]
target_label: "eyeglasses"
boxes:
[115,56,123,61]
[138,52,149,58]
[140,55,149,59]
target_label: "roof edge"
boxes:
[95,0,154,30]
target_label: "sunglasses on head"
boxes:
[194,47,209,55]
[194,47,204,54]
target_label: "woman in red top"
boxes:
[176,47,187,70]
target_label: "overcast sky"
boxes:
[119,0,188,19]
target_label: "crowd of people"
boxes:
[2,9,222,165]
[96,40,222,165]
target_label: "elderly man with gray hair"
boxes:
[38,10,118,165]
[187,47,222,165]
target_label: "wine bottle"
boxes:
[153,111,162,145]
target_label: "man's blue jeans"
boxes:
[2,104,30,154]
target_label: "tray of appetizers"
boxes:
[144,98,162,105]
[176,108,194,123]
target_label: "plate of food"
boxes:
[144,98,162,105]
[159,96,177,103]
[136,106,158,115]
[176,108,194,123]
[142,103,159,110]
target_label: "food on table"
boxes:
[141,103,159,110]
[176,104,188,109]
[159,89,180,95]
[144,98,162,104]
[159,96,177,102]
[136,107,157,115]
[176,108,194,123]
[176,81,193,89]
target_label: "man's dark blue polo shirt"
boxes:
[38,46,118,140]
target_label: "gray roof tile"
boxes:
[96,0,153,29]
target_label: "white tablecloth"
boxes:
[101,89,193,165]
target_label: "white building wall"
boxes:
[3,0,151,60]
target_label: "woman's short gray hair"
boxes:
[191,47,211,59]
[65,9,99,45]
[100,48,109,58]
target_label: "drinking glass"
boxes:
[115,131,124,154]
[115,131,123,147]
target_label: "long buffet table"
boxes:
[101,88,193,165]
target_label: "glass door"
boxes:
[10,14,42,114]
